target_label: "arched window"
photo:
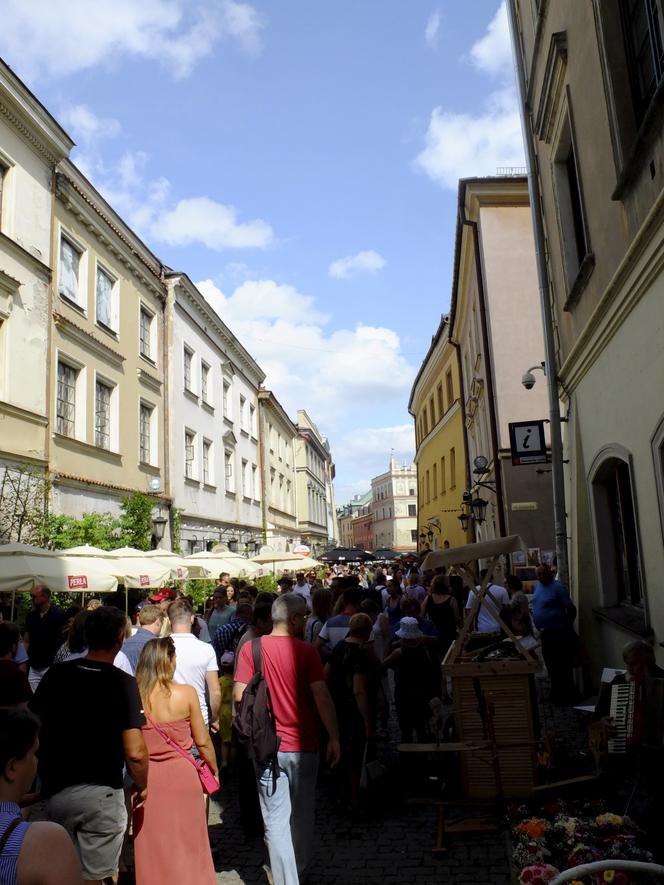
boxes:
[589,446,644,609]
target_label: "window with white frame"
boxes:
[252,464,258,499]
[184,347,193,392]
[203,439,212,485]
[224,450,234,491]
[239,395,247,431]
[139,306,154,360]
[95,380,113,449]
[185,430,196,479]
[242,458,249,497]
[95,264,117,331]
[56,361,77,437]
[139,402,153,464]
[249,403,256,437]
[223,380,232,419]
[58,234,84,307]
[201,362,210,404]
[0,163,6,229]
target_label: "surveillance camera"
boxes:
[521,371,536,390]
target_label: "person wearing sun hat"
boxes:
[382,616,442,742]
[147,588,177,637]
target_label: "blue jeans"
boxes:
[255,751,319,885]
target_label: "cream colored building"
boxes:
[258,389,298,552]
[449,176,554,560]
[294,409,333,554]
[0,60,73,487]
[370,459,418,552]
[511,0,664,667]
[50,161,169,536]
[409,315,471,553]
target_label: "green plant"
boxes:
[255,575,279,595]
[118,493,154,550]
[171,507,184,554]
[183,578,216,611]
[42,512,120,550]
[0,464,50,544]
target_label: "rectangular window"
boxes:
[223,380,231,418]
[0,163,6,227]
[224,450,234,491]
[185,430,195,479]
[441,457,446,492]
[140,403,152,464]
[408,503,417,517]
[621,0,664,124]
[446,369,454,409]
[240,395,247,431]
[242,458,249,497]
[554,115,590,289]
[411,529,418,543]
[184,348,193,392]
[56,362,77,437]
[95,380,112,449]
[433,462,438,498]
[252,464,258,499]
[409,487,416,496]
[58,235,82,306]
[201,362,210,404]
[450,447,456,489]
[426,470,431,504]
[95,265,115,330]
[139,307,153,359]
[203,440,212,485]
[429,395,436,428]
[250,403,256,437]
[422,409,429,437]
[437,383,444,419]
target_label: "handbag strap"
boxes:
[0,816,22,857]
[145,712,200,771]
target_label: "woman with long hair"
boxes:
[133,638,218,884]
[0,708,82,884]
[305,588,333,643]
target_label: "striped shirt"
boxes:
[0,802,29,884]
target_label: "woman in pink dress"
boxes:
[133,637,218,884]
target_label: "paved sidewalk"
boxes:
[209,767,512,885]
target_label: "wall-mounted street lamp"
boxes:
[457,456,495,528]
[228,537,238,553]
[151,506,167,548]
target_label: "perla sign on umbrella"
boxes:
[508,420,547,465]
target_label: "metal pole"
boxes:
[506,1,569,588]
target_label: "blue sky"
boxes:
[1,1,524,503]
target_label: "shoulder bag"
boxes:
[146,712,220,795]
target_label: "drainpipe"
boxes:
[257,393,268,545]
[507,1,569,589]
[459,206,508,538]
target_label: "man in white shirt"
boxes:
[464,571,510,635]
[292,572,312,609]
[168,596,220,731]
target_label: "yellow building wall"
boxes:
[412,339,471,551]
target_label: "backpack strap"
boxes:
[251,637,262,674]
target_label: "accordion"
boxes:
[603,677,664,753]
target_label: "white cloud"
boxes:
[0,0,264,81]
[425,10,442,49]
[59,104,121,144]
[328,250,386,279]
[335,424,415,474]
[196,278,416,424]
[414,2,524,189]
[151,197,274,250]
[414,88,523,188]
[469,3,513,77]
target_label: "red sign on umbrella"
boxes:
[68,575,89,590]
[140,575,150,587]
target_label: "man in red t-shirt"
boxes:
[234,593,340,885]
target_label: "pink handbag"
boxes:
[146,713,220,795]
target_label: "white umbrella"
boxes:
[249,552,323,574]
[0,543,118,596]
[61,545,171,589]
[141,549,191,580]
[184,551,261,579]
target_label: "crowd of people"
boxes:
[0,559,602,884]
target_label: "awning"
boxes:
[421,535,526,570]
[0,543,118,594]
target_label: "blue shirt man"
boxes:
[532,567,572,631]
[120,604,164,671]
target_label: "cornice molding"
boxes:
[55,173,165,299]
[137,367,162,394]
[0,98,67,167]
[53,311,125,368]
[0,399,48,426]
[0,231,51,280]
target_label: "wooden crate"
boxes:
[451,668,537,799]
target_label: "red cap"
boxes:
[148,588,177,602]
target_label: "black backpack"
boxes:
[233,639,281,785]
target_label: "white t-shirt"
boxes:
[171,632,218,725]
[465,584,510,634]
